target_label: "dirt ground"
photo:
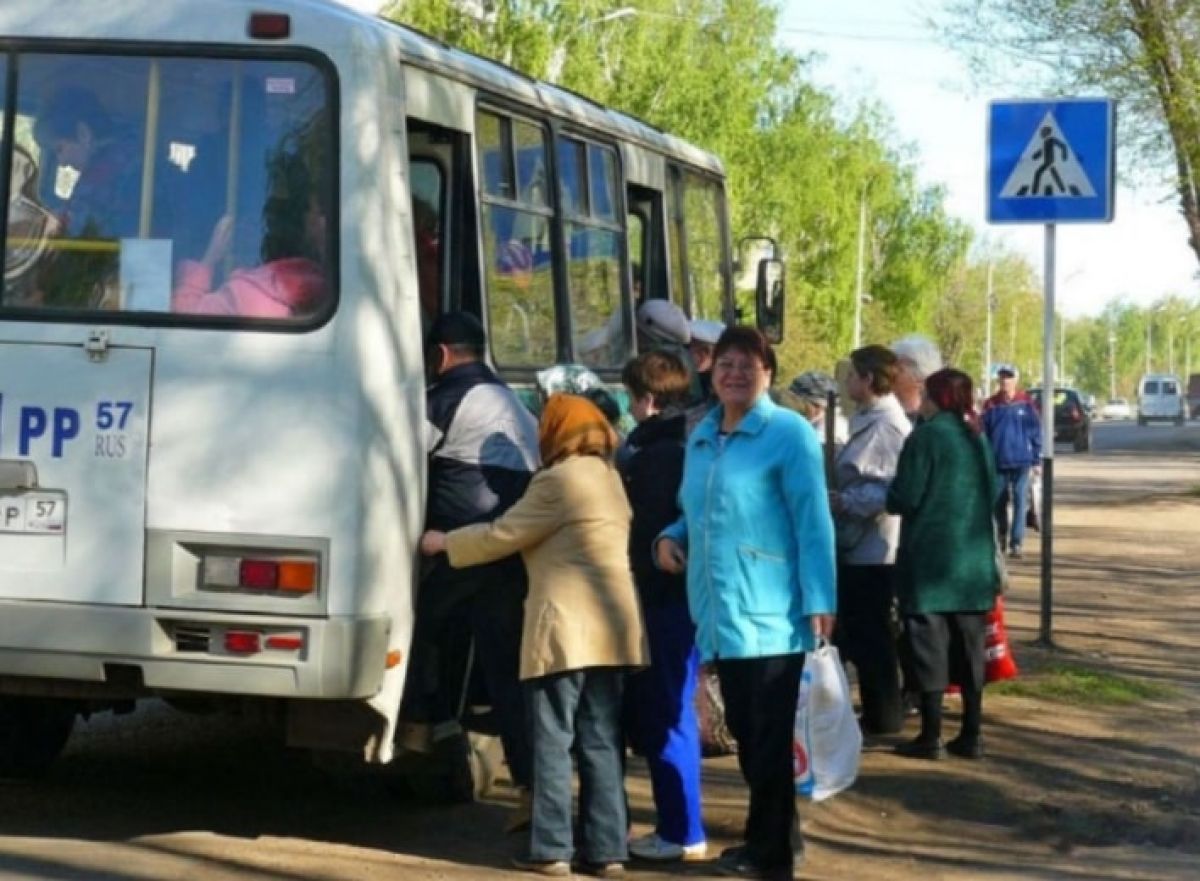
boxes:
[0,449,1197,880]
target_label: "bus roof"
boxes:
[379,17,725,177]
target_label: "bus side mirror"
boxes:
[756,258,785,344]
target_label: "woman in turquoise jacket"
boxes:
[656,326,836,880]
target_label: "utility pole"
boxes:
[983,263,994,393]
[1108,330,1117,400]
[852,184,868,349]
[1010,305,1017,364]
[1146,320,1153,374]
[1059,314,1066,384]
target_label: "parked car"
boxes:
[1100,397,1132,420]
[1137,374,1185,426]
[1187,374,1200,419]
[1028,387,1092,452]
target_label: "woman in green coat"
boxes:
[886,368,998,760]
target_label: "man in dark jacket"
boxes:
[982,364,1042,558]
[405,312,539,821]
[619,350,707,863]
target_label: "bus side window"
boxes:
[476,109,557,366]
[680,172,728,322]
[561,137,627,368]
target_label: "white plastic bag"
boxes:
[793,641,861,801]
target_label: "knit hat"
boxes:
[788,370,838,406]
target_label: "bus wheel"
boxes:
[0,698,76,779]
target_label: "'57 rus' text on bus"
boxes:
[0,0,784,791]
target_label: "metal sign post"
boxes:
[987,97,1115,646]
[1040,225,1056,645]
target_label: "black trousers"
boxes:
[715,653,805,870]
[836,564,903,734]
[903,612,987,693]
[402,562,531,788]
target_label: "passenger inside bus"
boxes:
[33,86,142,241]
[172,152,326,318]
[412,195,441,325]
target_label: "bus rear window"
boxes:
[2,52,334,325]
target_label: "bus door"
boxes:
[626,184,667,307]
[0,341,151,606]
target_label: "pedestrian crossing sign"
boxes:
[988,98,1115,224]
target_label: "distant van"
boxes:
[1137,374,1185,426]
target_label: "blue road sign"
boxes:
[988,98,1115,224]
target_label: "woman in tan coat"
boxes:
[420,393,647,878]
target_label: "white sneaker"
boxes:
[628,832,707,862]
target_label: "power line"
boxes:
[778,26,940,45]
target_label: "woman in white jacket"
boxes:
[829,345,911,735]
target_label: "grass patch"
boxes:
[991,664,1177,706]
[1187,485,1200,498]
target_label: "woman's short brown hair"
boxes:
[621,350,692,407]
[713,325,773,369]
[850,344,899,395]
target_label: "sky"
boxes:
[334,0,1198,318]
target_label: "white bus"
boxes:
[0,0,782,786]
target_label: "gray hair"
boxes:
[890,334,943,381]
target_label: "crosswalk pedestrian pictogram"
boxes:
[999,112,1096,199]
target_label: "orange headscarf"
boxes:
[538,393,619,467]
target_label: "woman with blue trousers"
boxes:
[656,327,837,880]
[620,350,706,862]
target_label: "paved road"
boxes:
[1052,419,1200,505]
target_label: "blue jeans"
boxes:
[995,466,1031,551]
[623,602,705,847]
[526,668,628,864]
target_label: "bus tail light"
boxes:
[248,12,291,40]
[240,559,279,589]
[265,633,305,651]
[201,554,319,595]
[224,630,261,654]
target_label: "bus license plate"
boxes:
[0,492,67,534]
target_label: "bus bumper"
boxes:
[0,602,391,699]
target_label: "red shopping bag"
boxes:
[984,596,1018,682]
[946,597,1018,693]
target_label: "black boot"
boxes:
[947,685,984,758]
[895,691,945,760]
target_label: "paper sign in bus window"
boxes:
[119,238,173,312]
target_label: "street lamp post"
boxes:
[983,262,994,393]
[1146,319,1153,374]
[1168,318,1182,375]
[1059,314,1066,384]
[852,184,868,349]
[1108,331,1117,400]
[546,7,636,83]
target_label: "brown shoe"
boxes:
[576,861,625,878]
[511,854,571,876]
